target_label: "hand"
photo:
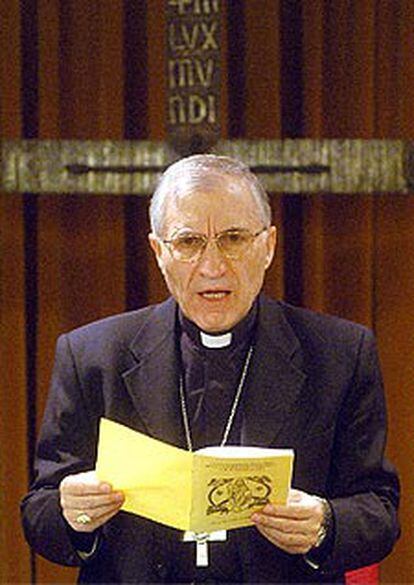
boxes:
[59,470,125,532]
[251,488,325,555]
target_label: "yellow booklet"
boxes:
[96,417,294,533]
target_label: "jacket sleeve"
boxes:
[323,329,400,574]
[20,333,101,566]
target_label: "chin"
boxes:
[196,314,237,333]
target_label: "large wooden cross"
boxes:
[0,137,413,195]
[1,0,413,195]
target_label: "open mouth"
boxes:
[198,290,231,300]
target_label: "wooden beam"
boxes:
[1,139,413,194]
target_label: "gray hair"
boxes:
[149,154,272,236]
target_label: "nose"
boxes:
[197,238,228,278]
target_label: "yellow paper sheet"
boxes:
[96,418,294,532]
[96,417,193,530]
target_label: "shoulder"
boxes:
[260,298,381,393]
[58,298,175,356]
[261,297,374,358]
[281,300,369,340]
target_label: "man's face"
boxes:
[149,177,276,333]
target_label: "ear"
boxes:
[264,226,277,269]
[148,233,166,274]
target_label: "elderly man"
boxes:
[21,155,399,583]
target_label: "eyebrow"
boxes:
[171,226,250,236]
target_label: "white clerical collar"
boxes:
[200,331,232,349]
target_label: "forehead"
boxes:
[162,174,262,231]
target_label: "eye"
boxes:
[219,230,250,247]
[175,234,204,251]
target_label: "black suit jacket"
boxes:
[21,297,400,583]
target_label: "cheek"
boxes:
[240,257,267,297]
[163,262,192,300]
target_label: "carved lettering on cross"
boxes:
[168,22,218,53]
[168,0,219,17]
[169,58,215,89]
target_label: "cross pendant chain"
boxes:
[180,346,253,567]
[183,530,227,567]
[179,345,254,452]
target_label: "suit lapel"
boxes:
[243,298,307,447]
[121,298,186,448]
[120,296,308,450]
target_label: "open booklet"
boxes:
[96,417,294,533]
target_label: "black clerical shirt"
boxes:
[169,305,258,583]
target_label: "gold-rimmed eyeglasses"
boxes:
[160,228,268,262]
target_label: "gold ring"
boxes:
[76,512,92,525]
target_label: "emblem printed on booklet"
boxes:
[207,475,273,516]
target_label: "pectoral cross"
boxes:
[183,530,227,567]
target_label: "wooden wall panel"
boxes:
[0,2,32,582]
[38,0,60,136]
[373,3,414,581]
[244,1,281,138]
[374,196,414,584]
[123,1,154,312]
[314,196,374,327]
[322,0,376,138]
[0,196,31,585]
[300,0,326,312]
[244,1,284,300]
[302,0,324,137]
[145,0,170,304]
[0,2,23,135]
[0,190,32,584]
[301,0,375,327]
[301,2,414,580]
[219,0,229,140]
[263,197,284,299]
[57,0,123,138]
[35,2,126,582]
[147,0,166,141]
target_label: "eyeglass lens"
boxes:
[169,230,259,260]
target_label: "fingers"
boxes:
[251,491,325,555]
[268,489,322,519]
[288,488,307,503]
[62,491,123,511]
[66,500,123,532]
[253,507,316,534]
[62,498,125,532]
[59,470,125,532]
[261,502,315,520]
[60,470,109,494]
[252,509,319,554]
[254,523,316,555]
